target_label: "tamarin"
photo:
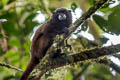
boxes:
[20,8,72,80]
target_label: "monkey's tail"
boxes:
[20,57,39,80]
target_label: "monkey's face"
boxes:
[58,13,67,21]
[52,8,72,26]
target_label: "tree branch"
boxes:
[30,43,120,80]
[73,63,90,80]
[29,0,109,79]
[99,59,120,74]
[0,62,23,72]
[58,0,108,46]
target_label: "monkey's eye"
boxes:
[58,13,66,21]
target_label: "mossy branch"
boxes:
[29,0,109,79]
[31,44,120,80]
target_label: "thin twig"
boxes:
[99,59,120,74]
[0,62,23,72]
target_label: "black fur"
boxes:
[20,8,72,80]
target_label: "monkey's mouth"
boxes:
[58,13,67,21]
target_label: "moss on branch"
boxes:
[29,0,109,79]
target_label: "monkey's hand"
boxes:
[61,27,69,35]
[57,27,69,35]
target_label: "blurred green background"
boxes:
[0,0,120,80]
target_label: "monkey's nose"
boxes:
[58,13,66,21]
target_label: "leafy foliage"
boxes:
[93,5,120,35]
[0,0,120,80]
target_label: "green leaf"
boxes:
[4,51,20,64]
[88,0,95,6]
[93,14,108,32]
[100,4,120,13]
[4,50,19,58]
[0,12,20,36]
[22,13,39,36]
[1,0,9,6]
[107,7,120,34]
[2,21,20,36]
[71,2,78,12]
[8,39,21,48]
[64,69,73,80]
[49,8,56,13]
[0,10,17,20]
[0,33,3,38]
[93,5,120,35]
[23,39,31,55]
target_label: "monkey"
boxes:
[20,8,72,80]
